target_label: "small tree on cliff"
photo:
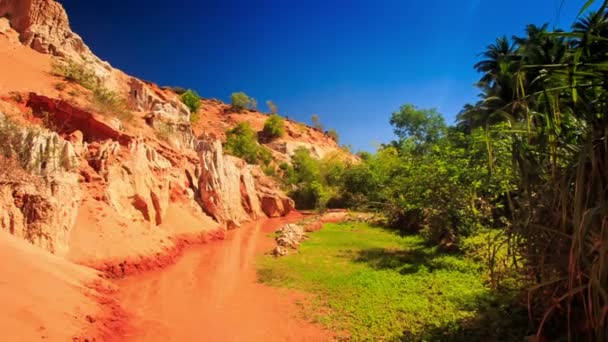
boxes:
[230,92,250,111]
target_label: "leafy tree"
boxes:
[230,92,250,111]
[250,97,258,110]
[263,114,285,139]
[266,100,278,114]
[180,89,202,122]
[389,104,446,151]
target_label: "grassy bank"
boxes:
[258,222,526,341]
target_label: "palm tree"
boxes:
[474,36,519,87]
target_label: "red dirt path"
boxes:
[114,214,333,341]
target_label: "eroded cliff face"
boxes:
[0,0,305,269]
[9,96,293,254]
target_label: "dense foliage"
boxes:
[281,147,347,210]
[262,114,285,139]
[223,122,272,165]
[278,3,608,338]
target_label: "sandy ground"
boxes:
[0,30,58,97]
[0,231,111,341]
[68,198,220,266]
[115,214,333,341]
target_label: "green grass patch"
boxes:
[258,222,526,341]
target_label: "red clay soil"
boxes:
[114,213,334,341]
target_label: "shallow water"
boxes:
[115,214,330,342]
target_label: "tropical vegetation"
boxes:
[270,3,608,339]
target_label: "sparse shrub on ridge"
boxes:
[230,92,250,111]
[53,59,134,123]
[52,60,98,90]
[311,114,323,131]
[266,100,278,114]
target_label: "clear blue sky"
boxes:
[59,0,586,152]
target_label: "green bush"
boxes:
[230,92,250,111]
[180,89,202,121]
[263,114,285,139]
[224,122,272,165]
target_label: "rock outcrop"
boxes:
[195,139,294,226]
[128,78,195,149]
[273,223,306,256]
[1,93,294,259]
[0,0,89,58]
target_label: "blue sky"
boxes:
[60,0,586,152]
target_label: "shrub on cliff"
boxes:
[326,129,339,143]
[93,88,133,122]
[52,60,98,91]
[230,92,250,111]
[53,60,134,122]
[180,89,202,122]
[224,122,272,165]
[263,114,285,139]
